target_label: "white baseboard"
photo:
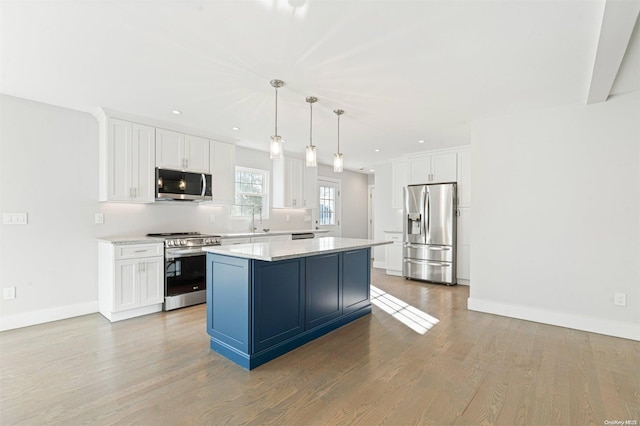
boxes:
[373,260,386,269]
[0,301,98,331]
[457,278,470,286]
[385,269,403,277]
[468,297,640,341]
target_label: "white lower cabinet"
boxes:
[99,242,164,322]
[384,232,403,276]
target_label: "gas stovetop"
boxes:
[146,232,221,248]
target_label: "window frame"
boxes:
[231,166,270,219]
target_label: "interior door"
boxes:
[316,179,341,237]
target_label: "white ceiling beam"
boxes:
[586,0,640,104]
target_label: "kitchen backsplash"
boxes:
[94,202,310,238]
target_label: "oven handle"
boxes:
[166,249,206,259]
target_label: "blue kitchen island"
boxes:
[203,237,391,370]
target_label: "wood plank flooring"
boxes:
[1,268,639,425]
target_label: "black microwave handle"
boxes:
[201,173,206,197]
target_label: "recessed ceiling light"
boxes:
[369,169,375,173]
[375,148,380,152]
[232,127,240,131]
[172,110,182,115]
[418,140,425,144]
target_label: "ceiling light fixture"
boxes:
[375,148,380,152]
[232,127,239,131]
[269,79,285,159]
[333,109,344,173]
[305,96,318,167]
[418,140,425,144]
[172,110,182,115]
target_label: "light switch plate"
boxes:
[2,212,28,225]
[94,213,104,224]
[3,287,16,300]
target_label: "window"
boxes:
[231,167,269,217]
[319,185,335,225]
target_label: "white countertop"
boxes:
[97,237,163,245]
[218,229,328,238]
[203,237,391,262]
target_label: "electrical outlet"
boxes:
[209,214,216,223]
[614,292,626,307]
[304,215,311,222]
[3,287,16,300]
[286,215,291,222]
[94,213,104,224]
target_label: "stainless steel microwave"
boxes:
[156,168,212,202]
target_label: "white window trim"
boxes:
[231,166,270,219]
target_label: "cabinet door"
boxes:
[107,118,134,201]
[114,259,140,312]
[409,156,431,184]
[385,233,403,272]
[210,140,235,205]
[286,158,304,208]
[156,128,184,170]
[303,164,318,208]
[431,153,457,183]
[185,135,210,173]
[391,160,409,209]
[139,256,164,306]
[252,259,305,353]
[306,253,342,329]
[208,254,251,353]
[456,149,471,207]
[343,248,370,314]
[457,208,471,281]
[132,123,156,202]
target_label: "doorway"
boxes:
[317,178,341,237]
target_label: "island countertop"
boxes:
[203,237,391,262]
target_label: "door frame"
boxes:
[316,177,342,237]
[368,185,375,240]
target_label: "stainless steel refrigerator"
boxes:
[403,183,457,285]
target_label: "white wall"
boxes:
[469,91,640,341]
[317,164,369,239]
[0,95,309,330]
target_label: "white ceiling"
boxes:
[1,0,638,172]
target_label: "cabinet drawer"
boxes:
[115,243,164,260]
[385,234,402,243]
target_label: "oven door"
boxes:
[165,248,207,310]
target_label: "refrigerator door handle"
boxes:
[404,259,451,267]
[427,246,451,251]
[425,188,430,242]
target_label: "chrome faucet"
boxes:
[251,206,263,232]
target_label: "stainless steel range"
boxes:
[147,232,221,311]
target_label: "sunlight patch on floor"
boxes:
[370,285,439,335]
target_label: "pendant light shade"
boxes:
[269,79,285,159]
[333,109,344,173]
[305,96,318,167]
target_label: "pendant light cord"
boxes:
[337,113,340,153]
[274,87,278,136]
[310,101,313,146]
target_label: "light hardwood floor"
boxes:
[1,268,639,425]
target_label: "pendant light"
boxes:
[269,79,285,159]
[333,109,344,173]
[305,96,318,167]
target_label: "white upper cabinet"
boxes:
[156,128,210,173]
[391,160,409,209]
[99,117,155,203]
[409,152,457,184]
[209,140,236,205]
[456,148,471,207]
[273,157,307,209]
